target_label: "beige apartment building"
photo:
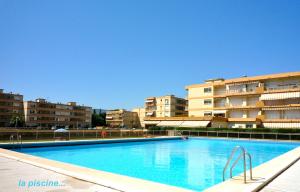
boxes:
[186,71,300,128]
[145,95,187,118]
[106,109,141,128]
[24,99,92,129]
[0,89,24,127]
[132,107,145,128]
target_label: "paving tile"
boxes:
[0,156,121,192]
[260,160,300,192]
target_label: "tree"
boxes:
[92,112,106,127]
[10,115,25,128]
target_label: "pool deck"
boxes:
[0,155,120,192]
[260,159,300,192]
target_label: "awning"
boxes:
[144,121,160,125]
[263,123,300,128]
[146,112,154,116]
[54,128,69,133]
[157,121,183,127]
[213,110,227,114]
[106,116,113,120]
[179,121,210,128]
[145,100,154,103]
[260,92,300,100]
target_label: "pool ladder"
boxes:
[9,134,22,149]
[223,146,253,183]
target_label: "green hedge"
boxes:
[148,126,300,133]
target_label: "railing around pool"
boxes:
[223,146,253,183]
[8,134,23,148]
[1,129,300,143]
[175,130,300,141]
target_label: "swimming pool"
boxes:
[14,138,300,191]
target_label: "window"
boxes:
[204,99,212,105]
[165,99,169,105]
[204,87,212,93]
[246,124,253,128]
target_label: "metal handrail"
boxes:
[17,135,22,149]
[223,146,253,183]
[9,134,14,144]
[245,152,252,180]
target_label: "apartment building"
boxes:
[186,71,300,128]
[145,95,187,118]
[24,99,92,129]
[106,109,141,128]
[0,89,24,127]
[132,107,146,128]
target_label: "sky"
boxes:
[0,0,300,110]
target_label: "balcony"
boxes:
[256,115,265,121]
[226,89,256,96]
[255,86,264,94]
[227,118,258,122]
[263,119,300,123]
[256,101,264,108]
[224,104,259,110]
[265,85,300,93]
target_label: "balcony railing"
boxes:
[265,85,300,93]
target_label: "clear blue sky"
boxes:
[0,0,300,110]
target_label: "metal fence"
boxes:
[0,129,168,143]
[1,129,300,143]
[176,130,300,141]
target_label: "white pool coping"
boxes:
[0,136,182,148]
[204,146,300,192]
[0,137,299,192]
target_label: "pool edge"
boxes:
[204,146,300,192]
[0,137,193,192]
[0,136,183,148]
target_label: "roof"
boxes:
[185,71,300,89]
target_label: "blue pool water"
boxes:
[15,138,300,191]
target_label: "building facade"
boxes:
[0,89,24,127]
[132,107,146,128]
[24,99,92,129]
[186,71,300,128]
[145,95,187,118]
[106,109,141,128]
